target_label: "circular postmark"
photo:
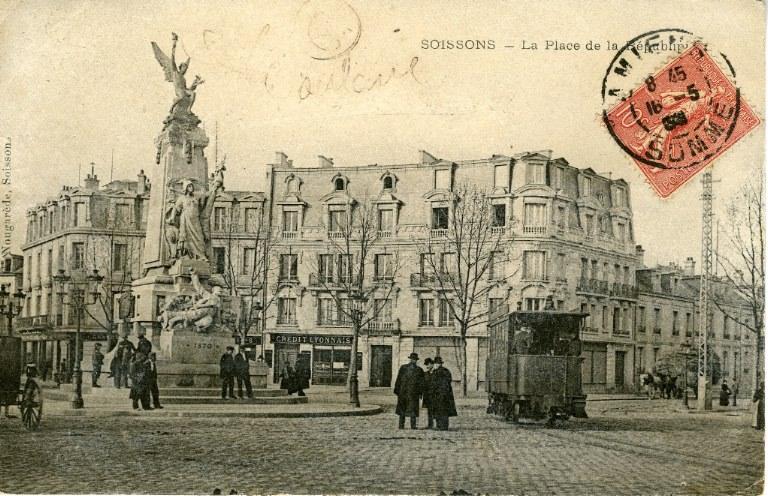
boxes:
[601,29,744,172]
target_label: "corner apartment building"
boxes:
[18,167,264,375]
[263,150,639,392]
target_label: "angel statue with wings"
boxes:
[151,33,204,120]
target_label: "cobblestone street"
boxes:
[0,398,763,495]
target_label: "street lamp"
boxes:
[0,284,25,337]
[348,289,367,408]
[53,268,104,409]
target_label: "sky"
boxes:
[0,0,764,267]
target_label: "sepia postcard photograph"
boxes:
[0,0,765,494]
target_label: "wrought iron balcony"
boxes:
[576,278,610,295]
[610,283,639,299]
[309,273,358,288]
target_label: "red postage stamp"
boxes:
[604,41,760,197]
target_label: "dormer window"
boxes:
[383,176,393,190]
[494,164,509,190]
[335,178,345,191]
[287,177,299,193]
[434,169,451,190]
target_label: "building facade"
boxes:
[263,150,639,392]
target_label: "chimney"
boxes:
[84,162,100,191]
[684,256,696,276]
[137,169,147,195]
[274,151,291,167]
[420,150,438,164]
[318,155,334,168]
[635,244,645,267]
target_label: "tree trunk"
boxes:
[460,331,468,397]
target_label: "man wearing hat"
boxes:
[91,343,104,388]
[219,346,236,400]
[394,352,425,429]
[431,356,457,430]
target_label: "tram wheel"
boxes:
[20,380,42,431]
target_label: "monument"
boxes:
[131,33,265,387]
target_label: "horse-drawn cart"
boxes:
[0,336,43,430]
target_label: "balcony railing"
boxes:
[576,278,609,295]
[281,231,299,240]
[309,273,358,287]
[490,226,507,235]
[410,272,452,287]
[613,328,631,336]
[328,231,346,240]
[611,283,638,299]
[317,318,353,327]
[377,230,393,238]
[430,229,448,239]
[523,225,547,234]
[367,319,401,335]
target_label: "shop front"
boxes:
[269,333,356,386]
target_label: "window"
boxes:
[337,255,352,283]
[432,207,449,229]
[435,169,450,189]
[47,249,53,278]
[72,242,85,270]
[374,254,394,280]
[282,210,299,232]
[556,206,566,228]
[245,208,259,232]
[623,266,630,285]
[582,176,592,196]
[723,352,729,377]
[279,253,298,281]
[653,308,661,334]
[584,214,594,236]
[581,303,590,328]
[438,299,452,326]
[591,304,598,328]
[592,260,599,280]
[277,298,297,324]
[318,254,336,283]
[489,251,506,281]
[74,202,87,227]
[286,176,299,193]
[553,167,563,190]
[489,298,504,316]
[724,315,732,339]
[580,258,589,281]
[652,347,659,366]
[637,347,645,372]
[334,178,345,191]
[419,299,435,326]
[613,307,621,333]
[494,164,509,189]
[523,251,546,280]
[213,247,226,274]
[36,252,41,282]
[241,247,256,275]
[378,209,394,233]
[440,252,456,275]
[527,163,545,184]
[615,187,625,207]
[523,203,546,228]
[115,204,131,228]
[602,306,609,331]
[685,312,693,337]
[318,297,337,324]
[617,222,626,242]
[555,253,566,280]
[383,176,393,190]
[600,215,610,234]
[112,243,128,272]
[525,298,544,311]
[213,207,227,232]
[329,210,347,232]
[637,306,646,332]
[374,298,392,322]
[492,204,506,227]
[672,310,680,335]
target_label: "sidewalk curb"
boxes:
[45,404,383,419]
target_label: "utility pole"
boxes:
[697,169,714,410]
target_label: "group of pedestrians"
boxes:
[100,334,163,411]
[394,353,457,430]
[279,356,311,396]
[219,346,253,399]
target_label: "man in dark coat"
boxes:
[220,346,235,399]
[129,352,152,410]
[422,358,435,429]
[234,351,253,399]
[431,356,457,430]
[115,336,135,389]
[91,343,104,387]
[137,334,153,356]
[294,356,311,397]
[148,352,163,409]
[394,352,424,429]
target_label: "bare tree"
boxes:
[415,183,514,397]
[713,178,764,392]
[309,196,403,407]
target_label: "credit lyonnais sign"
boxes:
[270,333,353,346]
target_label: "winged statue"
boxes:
[151,33,204,119]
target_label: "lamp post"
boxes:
[0,284,25,337]
[53,268,104,409]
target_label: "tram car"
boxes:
[486,306,588,424]
[0,336,43,430]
